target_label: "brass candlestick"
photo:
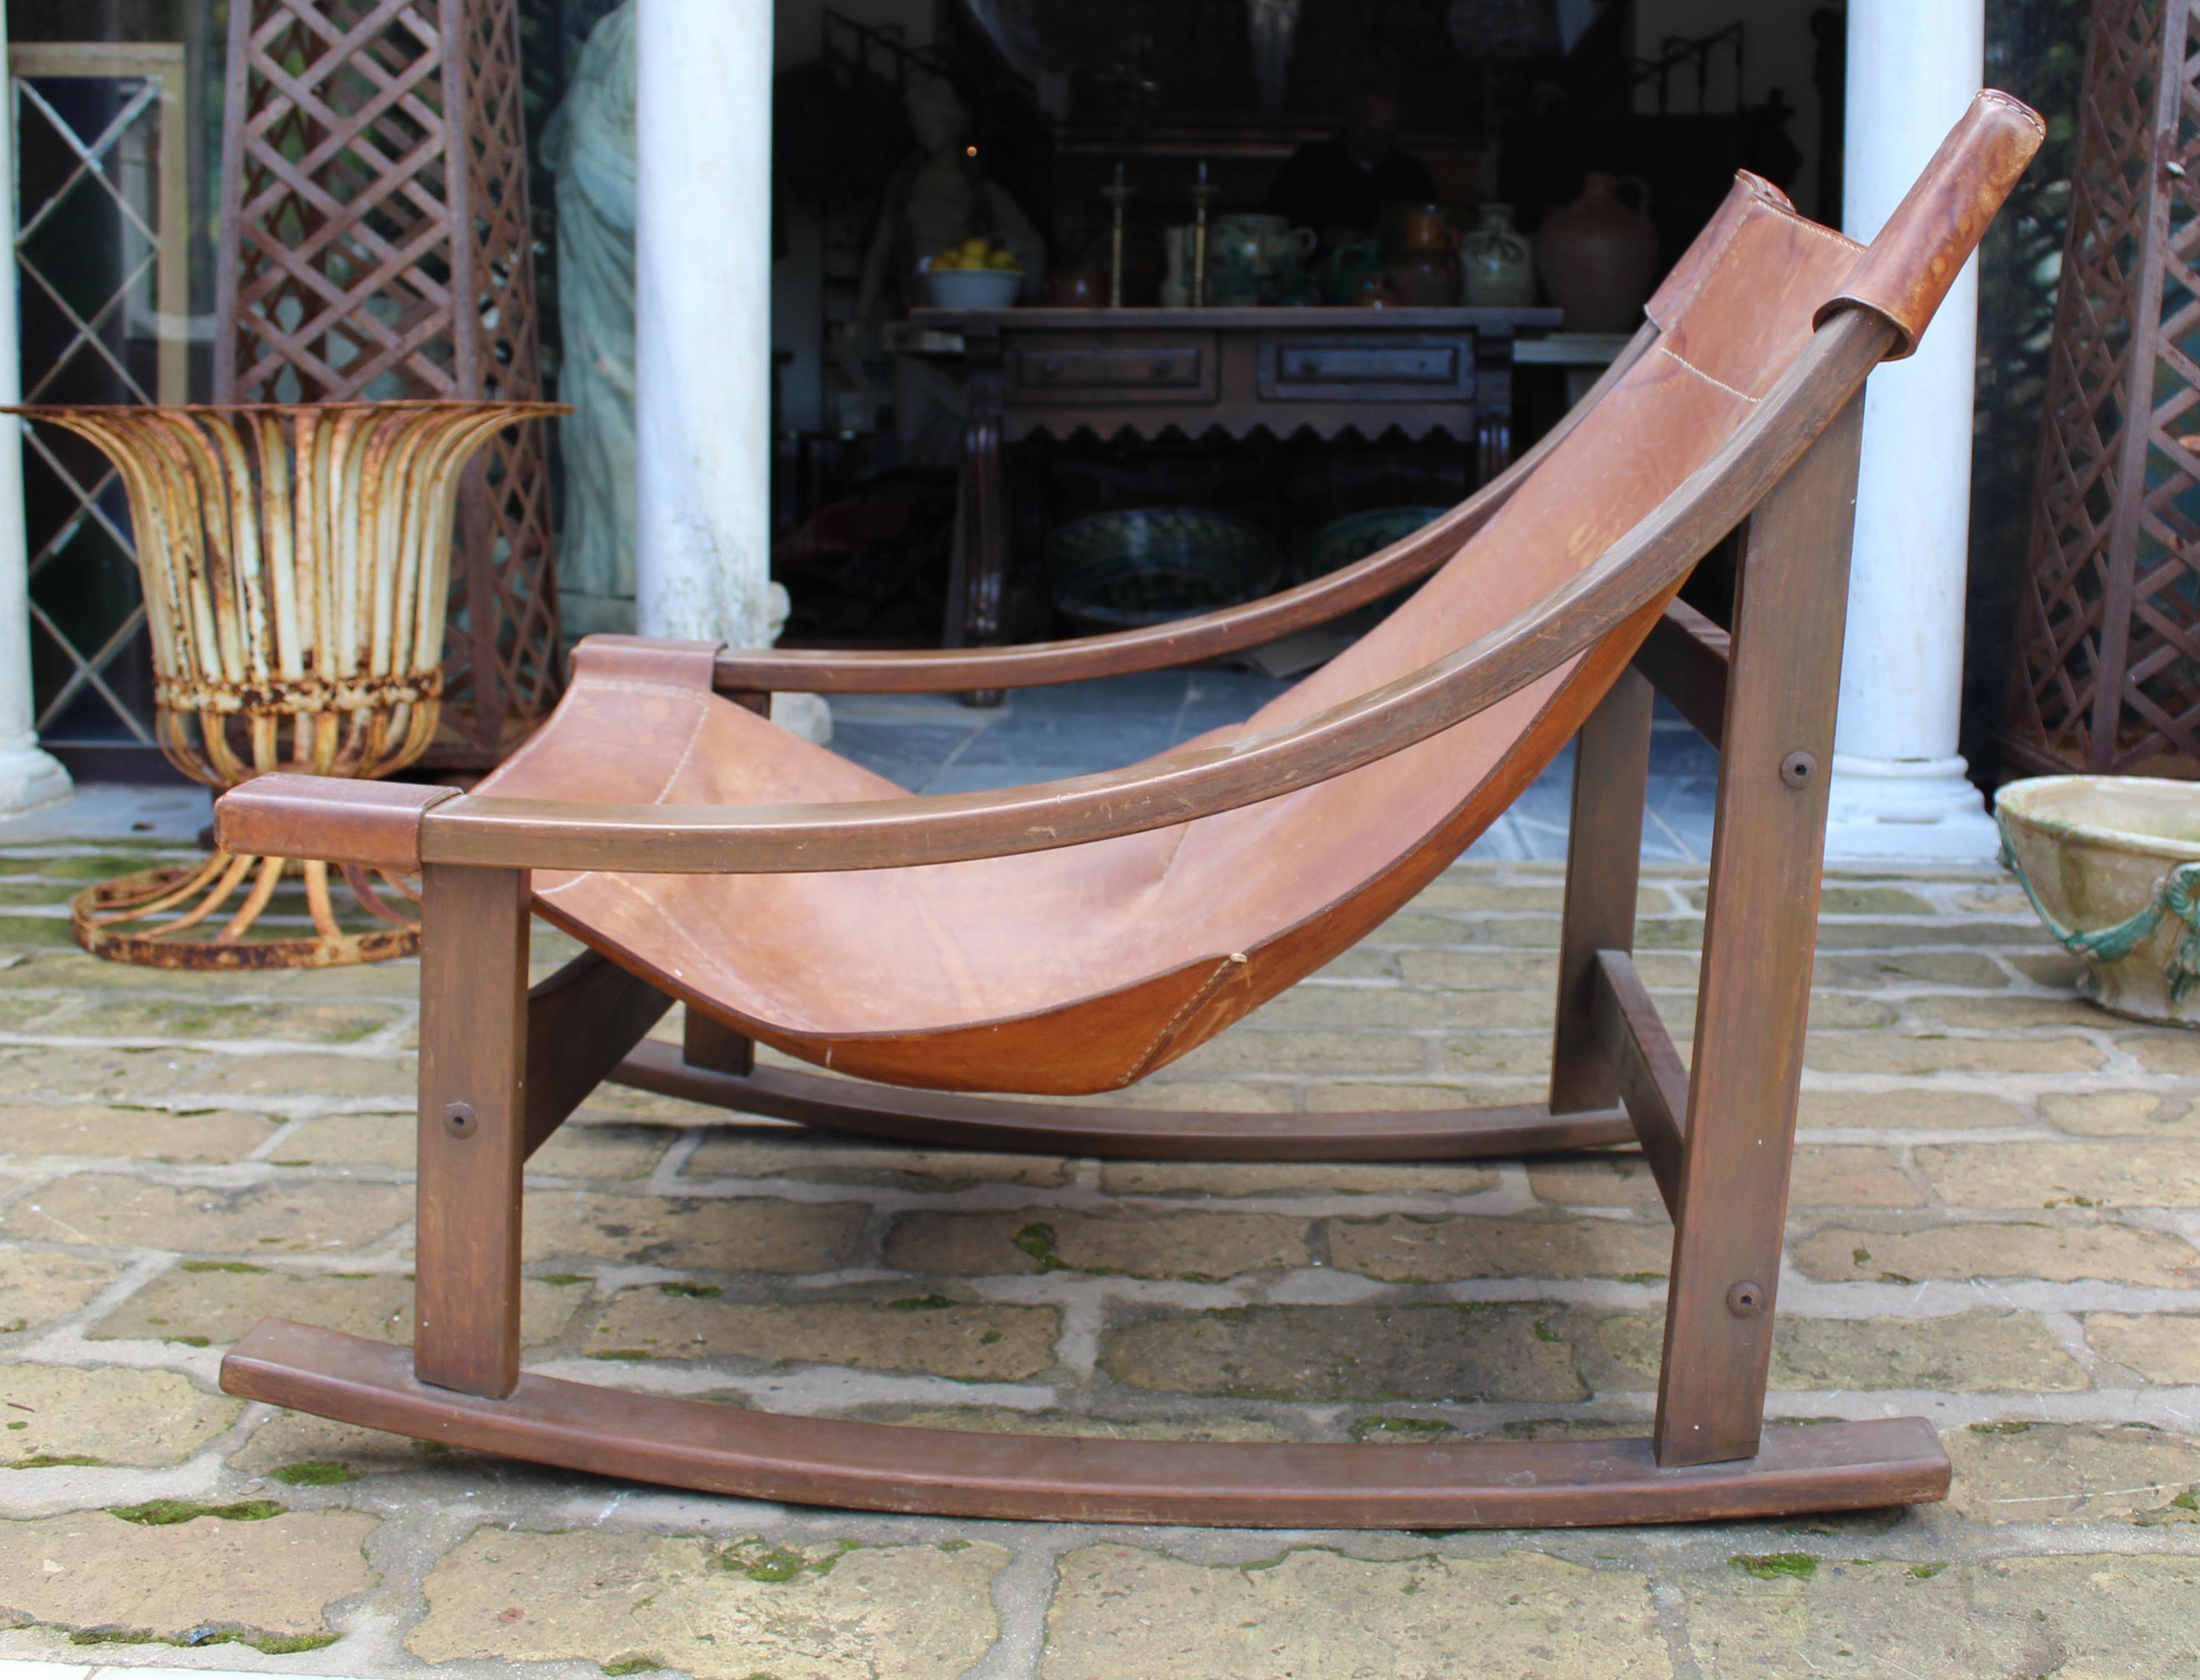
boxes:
[1103,165,1132,308]
[1189,162,1219,308]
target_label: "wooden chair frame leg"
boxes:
[1551,666,1652,1116]
[1654,392,1868,1468]
[413,863,530,1398]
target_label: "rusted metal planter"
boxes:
[11,402,561,968]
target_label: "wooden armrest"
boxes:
[715,324,1659,697]
[435,602,1607,873]
[410,318,1885,877]
[222,318,1884,880]
[713,548,1458,695]
[216,777,459,869]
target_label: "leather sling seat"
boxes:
[466,169,1951,1095]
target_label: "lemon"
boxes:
[985,250,1019,270]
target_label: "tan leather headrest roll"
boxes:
[1813,88,2044,358]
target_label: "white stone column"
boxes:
[1822,0,1996,862]
[632,0,776,649]
[0,2,68,817]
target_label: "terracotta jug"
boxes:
[1385,203,1458,254]
[1350,271,1401,308]
[1533,173,1657,332]
[1378,202,1458,308]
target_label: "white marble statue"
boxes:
[542,2,638,638]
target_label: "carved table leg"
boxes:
[1477,409,1512,486]
[961,370,1008,708]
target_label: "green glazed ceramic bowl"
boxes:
[1047,508,1281,632]
[1997,773,2200,1025]
[1297,506,1450,582]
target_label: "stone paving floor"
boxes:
[0,828,2194,1678]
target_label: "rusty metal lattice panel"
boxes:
[214,0,562,768]
[453,0,562,737]
[2007,0,2200,777]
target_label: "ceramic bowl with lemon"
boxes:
[920,237,1024,308]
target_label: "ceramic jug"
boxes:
[1214,212,1318,271]
[1533,173,1658,332]
[1327,238,1387,306]
[1211,212,1316,304]
[1462,203,1537,308]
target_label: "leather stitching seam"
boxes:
[1121,951,1249,1084]
[652,698,715,807]
[1778,216,1864,255]
[1647,202,1750,329]
[1738,172,1863,255]
[528,689,711,900]
[1978,88,2045,136]
[1648,178,1862,337]
[558,676,714,699]
[1655,342,1762,405]
[482,674,716,788]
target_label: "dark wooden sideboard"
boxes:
[908,305,1562,702]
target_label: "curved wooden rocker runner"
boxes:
[217,95,2042,1528]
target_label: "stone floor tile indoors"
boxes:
[0,838,2196,1678]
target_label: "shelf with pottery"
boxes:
[906,302,1558,701]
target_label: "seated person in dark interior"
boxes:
[1267,84,1439,247]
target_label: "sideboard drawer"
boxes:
[1258,333,1477,402]
[1011,332,1218,403]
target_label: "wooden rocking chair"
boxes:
[213,94,2041,1528]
